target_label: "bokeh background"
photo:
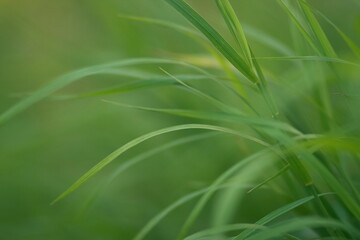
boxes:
[0,0,359,239]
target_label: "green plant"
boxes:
[1,0,359,239]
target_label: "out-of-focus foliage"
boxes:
[0,0,359,239]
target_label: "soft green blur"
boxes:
[0,1,359,239]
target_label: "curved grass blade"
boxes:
[0,58,227,126]
[102,100,300,135]
[244,217,360,240]
[243,24,294,56]
[298,0,337,58]
[108,133,219,184]
[309,7,360,57]
[215,0,253,68]
[160,68,244,114]
[51,124,272,205]
[277,0,319,54]
[76,132,220,218]
[247,164,290,194]
[55,75,209,100]
[164,0,257,82]
[233,193,334,240]
[120,14,295,57]
[118,14,250,97]
[118,14,202,37]
[302,153,360,219]
[176,149,277,240]
[249,49,279,117]
[210,149,280,228]
[184,223,265,240]
[254,56,359,66]
[305,136,360,154]
[134,184,259,240]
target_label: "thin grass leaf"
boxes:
[247,164,290,194]
[233,193,334,240]
[54,75,209,100]
[0,58,231,126]
[118,14,201,37]
[298,0,337,58]
[254,56,359,66]
[108,133,219,185]
[51,124,273,205]
[77,132,220,218]
[118,14,250,95]
[301,152,360,219]
[210,150,281,228]
[277,0,319,54]
[164,0,257,82]
[244,217,360,240]
[308,6,360,57]
[125,13,294,59]
[249,49,279,117]
[305,136,360,154]
[102,100,300,135]
[243,24,294,56]
[160,68,244,114]
[0,58,175,125]
[134,184,257,240]
[184,223,265,240]
[176,149,277,240]
[215,0,253,68]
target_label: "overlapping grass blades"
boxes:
[56,75,209,100]
[51,124,272,205]
[102,101,298,134]
[0,58,226,126]
[135,191,334,240]
[215,0,253,68]
[254,56,359,66]
[134,184,253,240]
[175,149,278,239]
[184,223,265,240]
[4,0,357,239]
[164,0,256,82]
[243,217,360,240]
[119,14,295,57]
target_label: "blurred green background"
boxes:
[0,0,359,239]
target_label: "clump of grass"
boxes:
[1,0,359,239]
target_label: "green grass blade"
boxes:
[54,75,208,100]
[233,193,334,240]
[102,100,300,135]
[76,132,221,220]
[134,183,253,240]
[302,153,360,219]
[118,14,202,37]
[118,14,250,96]
[298,0,337,58]
[254,56,359,66]
[249,49,279,117]
[108,133,219,185]
[215,0,253,68]
[247,164,290,194]
[243,24,294,56]
[245,217,360,240]
[307,7,360,57]
[184,223,265,240]
[277,0,319,54]
[164,0,256,82]
[0,58,227,126]
[51,125,272,205]
[160,68,244,114]
[210,149,280,228]
[176,149,277,240]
